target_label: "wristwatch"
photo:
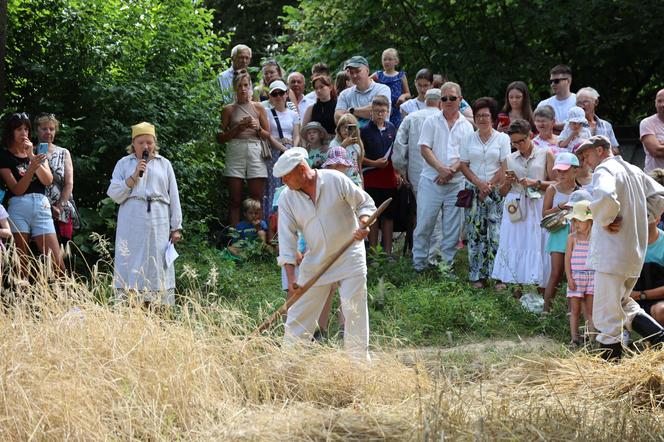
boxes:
[536,179,542,189]
[640,291,647,301]
[348,107,355,115]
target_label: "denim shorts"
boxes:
[7,193,56,236]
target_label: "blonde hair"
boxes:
[335,113,364,167]
[242,198,262,215]
[232,70,252,96]
[382,48,399,62]
[126,135,159,154]
[34,113,59,133]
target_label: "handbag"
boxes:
[455,188,474,208]
[540,210,569,232]
[506,198,522,222]
[259,138,272,160]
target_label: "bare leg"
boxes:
[32,233,65,272]
[227,177,244,227]
[381,218,393,255]
[247,178,267,210]
[583,294,595,338]
[544,252,565,312]
[569,297,582,343]
[369,223,380,251]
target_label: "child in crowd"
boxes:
[229,198,269,256]
[361,95,398,255]
[330,113,364,186]
[558,106,592,152]
[542,152,579,313]
[301,121,328,168]
[399,68,433,118]
[564,200,595,346]
[371,48,410,128]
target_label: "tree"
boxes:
[0,0,7,109]
[280,0,664,125]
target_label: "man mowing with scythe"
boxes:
[273,147,377,360]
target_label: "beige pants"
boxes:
[284,274,369,360]
[593,272,644,345]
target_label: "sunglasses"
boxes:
[270,90,286,97]
[549,78,569,84]
[441,96,458,102]
[10,112,29,121]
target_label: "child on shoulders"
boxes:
[371,48,410,128]
[558,106,592,152]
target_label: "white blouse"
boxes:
[459,130,510,183]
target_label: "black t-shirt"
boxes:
[0,149,46,196]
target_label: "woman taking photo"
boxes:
[264,79,301,218]
[302,75,337,138]
[35,113,80,245]
[492,119,555,293]
[107,122,182,306]
[0,112,64,272]
[459,98,511,288]
[218,70,272,227]
[496,81,535,132]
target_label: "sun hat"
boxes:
[564,189,593,208]
[131,122,155,139]
[573,134,611,155]
[322,146,352,169]
[300,121,328,140]
[567,106,588,124]
[425,88,442,100]
[268,80,287,94]
[553,151,580,171]
[272,147,309,178]
[565,200,593,222]
[345,56,369,69]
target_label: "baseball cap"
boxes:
[268,80,287,93]
[345,56,369,69]
[273,147,309,178]
[553,152,580,171]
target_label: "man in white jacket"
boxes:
[577,135,664,359]
[274,148,376,359]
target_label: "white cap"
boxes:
[269,80,288,93]
[273,147,309,178]
[567,106,587,124]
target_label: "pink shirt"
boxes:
[639,114,664,172]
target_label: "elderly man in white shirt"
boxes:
[413,82,474,271]
[577,135,664,359]
[275,147,376,358]
[217,44,252,103]
[393,87,443,264]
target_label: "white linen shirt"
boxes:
[277,170,376,286]
[392,106,440,192]
[459,130,511,183]
[107,154,183,231]
[418,112,474,183]
[588,156,664,277]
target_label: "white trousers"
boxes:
[593,271,644,345]
[413,187,442,265]
[413,177,463,269]
[284,274,369,359]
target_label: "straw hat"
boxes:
[131,122,155,139]
[565,200,593,222]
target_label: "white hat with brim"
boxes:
[564,200,593,221]
[273,147,309,178]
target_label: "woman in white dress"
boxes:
[492,119,555,293]
[107,122,182,306]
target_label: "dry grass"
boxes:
[1,249,664,440]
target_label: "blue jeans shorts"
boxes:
[7,193,56,236]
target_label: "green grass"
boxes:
[174,240,570,347]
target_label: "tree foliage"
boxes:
[4,0,229,253]
[280,0,664,125]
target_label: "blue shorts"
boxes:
[7,193,56,236]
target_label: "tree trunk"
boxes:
[0,0,7,110]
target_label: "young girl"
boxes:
[558,106,592,152]
[497,81,535,132]
[371,48,410,128]
[330,113,364,186]
[564,200,595,346]
[542,152,579,313]
[300,121,328,169]
[399,68,433,118]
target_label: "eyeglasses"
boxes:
[372,109,388,115]
[441,96,458,102]
[475,113,492,119]
[270,90,286,97]
[549,78,569,84]
[510,136,529,146]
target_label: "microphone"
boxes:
[139,150,149,177]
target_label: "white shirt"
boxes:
[417,112,474,183]
[277,170,376,286]
[459,130,511,183]
[400,97,426,116]
[217,67,235,104]
[392,106,440,191]
[336,81,392,117]
[267,108,300,141]
[640,114,664,172]
[537,94,577,123]
[588,156,664,277]
[287,95,315,119]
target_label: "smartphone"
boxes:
[37,143,49,155]
[505,170,517,178]
[347,124,357,136]
[498,113,510,127]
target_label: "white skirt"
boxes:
[491,193,550,286]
